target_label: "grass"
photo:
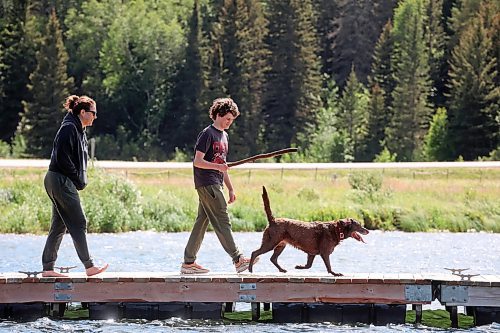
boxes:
[0,166,499,233]
[406,309,475,329]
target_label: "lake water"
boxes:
[1,231,499,332]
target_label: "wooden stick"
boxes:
[227,148,298,167]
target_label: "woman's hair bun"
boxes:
[64,95,80,111]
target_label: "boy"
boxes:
[181,98,257,274]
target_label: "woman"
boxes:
[41,95,108,277]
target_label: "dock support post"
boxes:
[263,303,270,311]
[224,302,235,313]
[446,306,458,328]
[412,304,422,324]
[48,303,66,318]
[251,302,260,321]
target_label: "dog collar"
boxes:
[335,223,345,240]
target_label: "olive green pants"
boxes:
[42,171,94,271]
[184,184,242,264]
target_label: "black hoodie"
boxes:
[48,112,88,190]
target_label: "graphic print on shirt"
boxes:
[212,141,228,164]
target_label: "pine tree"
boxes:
[386,0,432,161]
[17,9,73,157]
[0,1,7,21]
[312,0,339,81]
[369,19,395,102]
[0,0,30,142]
[165,0,205,153]
[218,0,270,158]
[364,83,387,160]
[200,0,227,110]
[367,19,395,143]
[263,0,322,151]
[448,0,482,49]
[424,0,447,108]
[447,3,499,160]
[329,0,398,87]
[338,67,369,161]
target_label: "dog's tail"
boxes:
[262,186,275,224]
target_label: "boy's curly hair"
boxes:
[209,98,240,120]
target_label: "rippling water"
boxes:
[1,231,499,332]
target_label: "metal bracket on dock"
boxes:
[441,285,468,304]
[239,283,257,302]
[405,285,432,302]
[54,282,73,290]
[239,294,256,302]
[54,293,72,301]
[240,283,256,291]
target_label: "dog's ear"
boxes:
[342,218,352,226]
[349,218,361,225]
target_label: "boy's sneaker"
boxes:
[181,262,210,274]
[234,256,259,273]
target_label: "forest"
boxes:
[0,0,498,162]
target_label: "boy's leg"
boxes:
[199,185,242,262]
[183,199,210,263]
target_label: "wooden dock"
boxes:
[1,272,499,326]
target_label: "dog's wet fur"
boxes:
[249,186,369,276]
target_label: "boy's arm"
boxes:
[223,171,236,204]
[193,149,234,203]
[193,150,228,172]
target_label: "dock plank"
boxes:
[367,273,385,284]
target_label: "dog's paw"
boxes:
[279,269,287,273]
[330,271,343,277]
[295,265,307,269]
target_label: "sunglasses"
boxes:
[87,110,97,117]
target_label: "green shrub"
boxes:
[229,204,268,231]
[171,147,190,162]
[374,146,397,162]
[348,172,389,203]
[142,195,195,232]
[0,180,51,233]
[0,168,147,233]
[297,187,319,201]
[82,169,144,232]
[308,207,356,222]
[0,141,11,157]
[359,207,397,230]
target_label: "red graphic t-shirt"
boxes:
[193,125,229,188]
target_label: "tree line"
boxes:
[0,0,498,162]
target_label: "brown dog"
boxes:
[249,186,369,276]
